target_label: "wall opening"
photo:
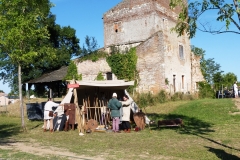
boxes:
[182,75,184,89]
[179,44,184,59]
[173,75,176,92]
[106,72,113,80]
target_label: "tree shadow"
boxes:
[147,113,240,152]
[0,124,21,139]
[199,135,240,152]
[205,146,240,160]
[29,122,42,130]
[147,113,215,135]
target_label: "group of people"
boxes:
[108,92,133,133]
[43,98,63,132]
[43,93,134,133]
[222,81,239,98]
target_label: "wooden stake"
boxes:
[88,96,92,119]
[98,100,101,125]
[103,100,107,126]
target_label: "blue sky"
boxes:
[0,0,239,93]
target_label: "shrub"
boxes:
[96,72,104,81]
[156,90,167,103]
[198,81,215,98]
[134,92,156,109]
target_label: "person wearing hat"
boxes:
[108,92,122,133]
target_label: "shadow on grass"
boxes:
[28,120,43,130]
[147,113,240,152]
[147,113,214,135]
[0,124,21,139]
[205,146,240,160]
[200,135,240,152]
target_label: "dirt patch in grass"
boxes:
[0,139,103,160]
[230,98,240,115]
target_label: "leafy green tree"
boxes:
[0,14,81,94]
[64,61,82,81]
[81,36,98,56]
[198,81,215,98]
[191,45,222,84]
[170,0,240,38]
[213,71,224,90]
[191,45,205,57]
[202,58,222,84]
[222,72,237,88]
[0,0,55,131]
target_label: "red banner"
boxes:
[67,84,79,88]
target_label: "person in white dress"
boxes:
[121,95,133,133]
[233,81,238,98]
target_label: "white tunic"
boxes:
[44,101,60,120]
[121,99,133,121]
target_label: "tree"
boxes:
[213,71,224,90]
[0,14,81,94]
[202,58,222,84]
[0,0,56,131]
[222,72,237,87]
[191,45,222,84]
[81,36,99,56]
[170,0,240,38]
[64,61,82,81]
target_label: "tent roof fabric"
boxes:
[74,80,134,90]
[75,80,134,87]
[27,66,68,84]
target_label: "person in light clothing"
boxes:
[43,98,62,132]
[233,81,238,98]
[121,95,133,133]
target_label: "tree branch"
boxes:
[233,0,240,23]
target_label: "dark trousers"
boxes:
[122,121,131,130]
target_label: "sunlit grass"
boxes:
[1,98,240,159]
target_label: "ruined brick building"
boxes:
[76,0,204,94]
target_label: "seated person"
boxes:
[223,88,231,98]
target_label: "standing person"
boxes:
[43,98,62,132]
[121,95,133,133]
[107,93,122,133]
[233,81,238,98]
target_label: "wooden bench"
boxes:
[157,118,183,129]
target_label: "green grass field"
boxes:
[1,98,240,159]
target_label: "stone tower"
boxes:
[76,0,204,94]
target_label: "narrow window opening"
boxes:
[106,72,113,80]
[179,45,184,59]
[182,75,184,89]
[173,75,176,93]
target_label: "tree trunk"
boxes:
[18,64,26,132]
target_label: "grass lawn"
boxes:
[1,98,240,159]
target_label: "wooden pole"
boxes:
[88,96,92,119]
[84,99,88,121]
[98,100,101,124]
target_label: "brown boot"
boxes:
[50,129,53,133]
[43,129,46,132]
[127,129,131,133]
[64,121,69,131]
